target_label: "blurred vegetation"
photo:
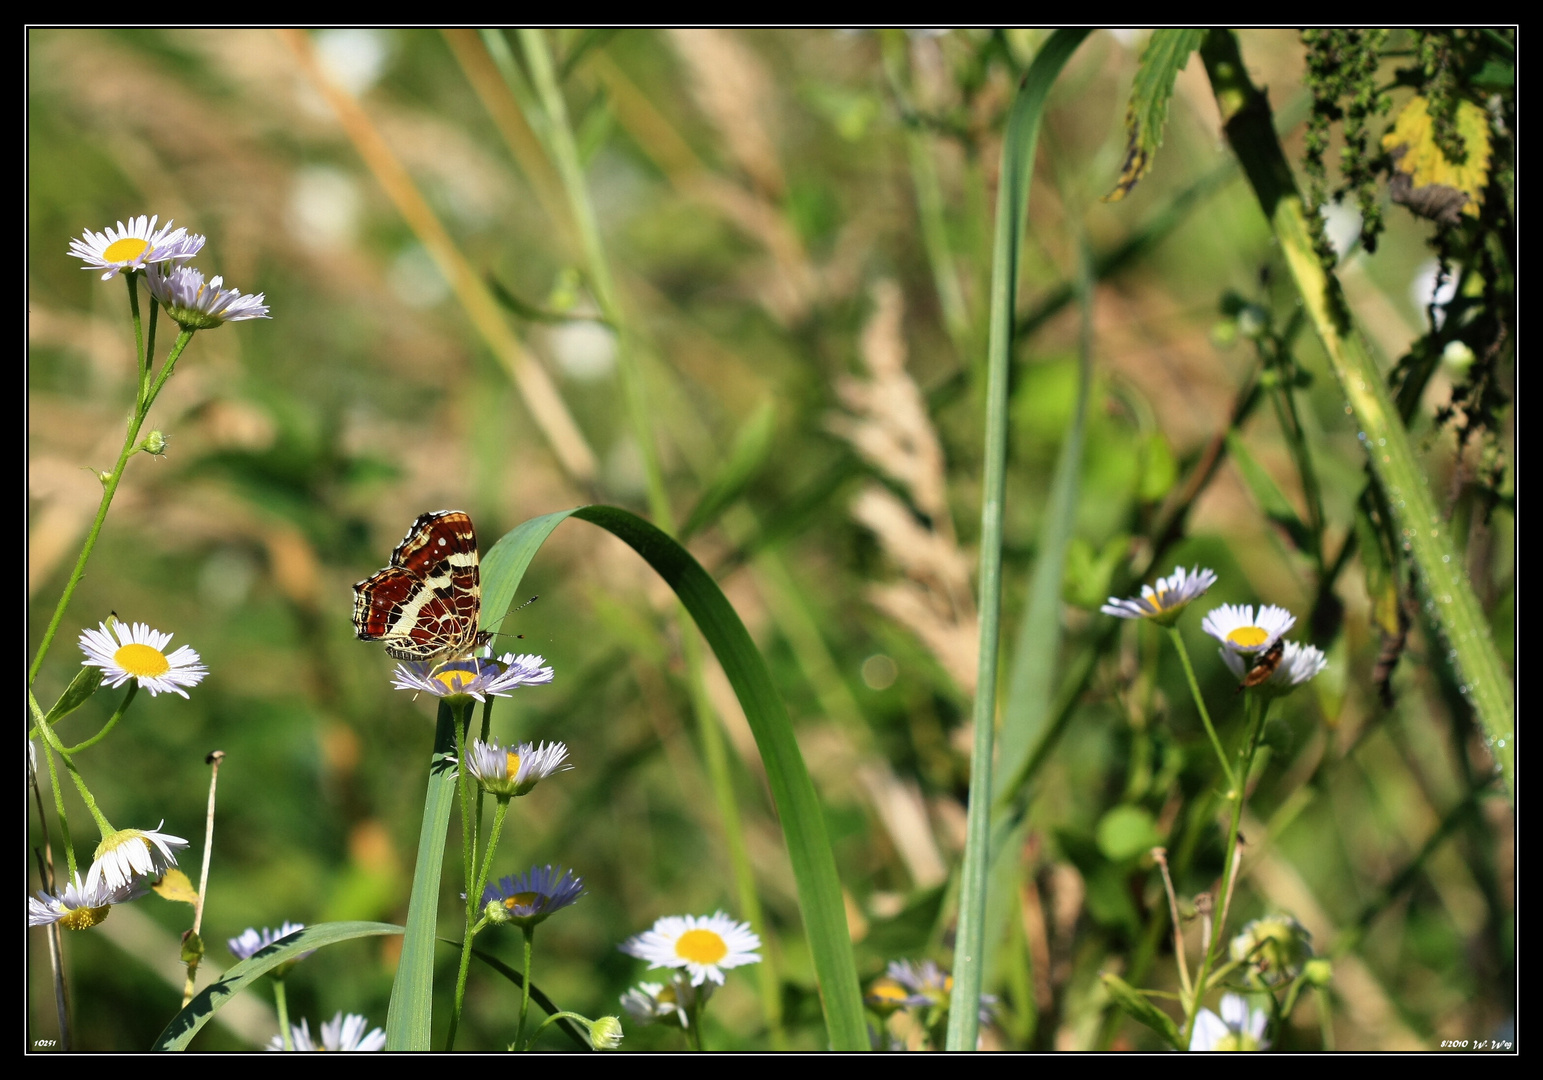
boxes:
[28,28,1512,1051]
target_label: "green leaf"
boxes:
[678,400,777,540]
[1105,29,1205,202]
[154,922,402,1050]
[479,505,867,1050]
[1224,430,1312,552]
[384,706,460,1050]
[43,664,103,725]
[1100,973,1183,1049]
[1095,805,1163,862]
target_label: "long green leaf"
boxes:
[384,705,460,1050]
[1200,30,1513,796]
[480,505,867,1050]
[154,922,402,1050]
[947,28,1090,1052]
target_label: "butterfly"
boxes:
[353,510,491,664]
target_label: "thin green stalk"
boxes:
[947,29,1090,1052]
[1183,691,1266,1044]
[27,326,195,686]
[274,979,292,1051]
[1201,29,1513,795]
[447,795,511,1051]
[1165,627,1236,793]
[514,926,535,1049]
[37,737,79,883]
[57,684,137,753]
[515,28,783,1042]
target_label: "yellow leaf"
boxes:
[154,868,199,905]
[1382,96,1491,222]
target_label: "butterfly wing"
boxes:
[354,511,485,662]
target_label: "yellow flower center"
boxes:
[1226,626,1269,648]
[503,891,539,911]
[113,643,170,678]
[866,979,909,1008]
[431,669,472,694]
[505,751,523,780]
[674,928,729,965]
[60,905,111,930]
[102,237,150,263]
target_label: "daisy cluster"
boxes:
[1102,567,1326,694]
[28,824,188,930]
[69,213,269,327]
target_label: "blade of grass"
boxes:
[480,506,867,1050]
[947,28,1090,1053]
[384,704,461,1050]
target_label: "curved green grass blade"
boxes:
[948,28,1090,1051]
[154,922,402,1050]
[480,505,867,1050]
[384,704,460,1050]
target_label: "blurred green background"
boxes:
[28,29,1512,1051]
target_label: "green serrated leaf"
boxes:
[1224,430,1311,552]
[43,664,103,725]
[1101,973,1183,1048]
[1105,28,1205,202]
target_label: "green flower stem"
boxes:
[32,691,112,841]
[1201,29,1513,796]
[273,978,292,1051]
[516,28,784,1042]
[1183,691,1266,1045]
[58,683,137,754]
[127,273,148,403]
[1165,627,1236,793]
[34,725,79,882]
[447,797,512,1051]
[27,327,196,688]
[530,1011,597,1047]
[514,925,536,1050]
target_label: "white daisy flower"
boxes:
[1201,603,1296,655]
[464,738,572,797]
[1189,993,1269,1051]
[85,822,189,893]
[28,871,144,930]
[476,864,585,929]
[619,911,762,987]
[68,215,205,280]
[1219,640,1327,694]
[225,919,313,968]
[1101,565,1218,626]
[620,976,714,1028]
[145,263,270,328]
[78,620,208,698]
[390,652,554,703]
[267,1012,385,1051]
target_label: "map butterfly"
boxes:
[353,510,492,664]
